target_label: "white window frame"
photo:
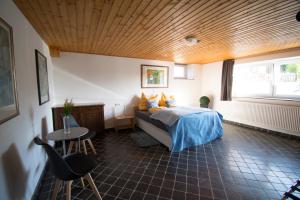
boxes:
[174,63,187,79]
[273,58,300,100]
[232,57,300,101]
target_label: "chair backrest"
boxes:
[69,114,80,127]
[33,137,77,180]
[61,114,80,127]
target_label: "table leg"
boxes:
[131,118,135,131]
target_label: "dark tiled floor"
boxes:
[36,123,300,200]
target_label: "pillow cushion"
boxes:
[138,93,159,111]
[159,93,176,107]
[148,94,158,101]
[166,99,176,107]
[158,93,167,107]
[138,92,148,111]
[147,100,159,109]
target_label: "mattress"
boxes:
[135,110,169,132]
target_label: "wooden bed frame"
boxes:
[136,118,172,151]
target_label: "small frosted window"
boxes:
[174,65,187,78]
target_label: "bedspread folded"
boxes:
[150,106,211,126]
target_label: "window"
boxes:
[274,61,300,97]
[173,64,194,79]
[174,64,187,79]
[232,57,300,100]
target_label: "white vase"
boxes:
[63,115,71,134]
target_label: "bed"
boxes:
[135,107,223,152]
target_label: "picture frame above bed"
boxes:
[141,64,169,88]
[0,17,19,124]
[35,49,50,105]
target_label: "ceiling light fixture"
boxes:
[184,36,200,46]
[297,11,300,22]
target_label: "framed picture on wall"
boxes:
[35,49,50,105]
[141,64,169,88]
[0,17,19,124]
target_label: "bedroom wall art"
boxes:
[141,64,168,88]
[0,17,19,124]
[35,49,50,105]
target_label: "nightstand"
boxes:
[114,115,135,133]
[113,104,135,132]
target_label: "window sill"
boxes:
[174,77,195,80]
[233,96,300,106]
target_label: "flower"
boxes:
[63,98,74,116]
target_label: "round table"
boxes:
[47,127,89,155]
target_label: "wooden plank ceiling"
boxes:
[14,0,300,64]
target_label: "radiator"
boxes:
[216,101,300,136]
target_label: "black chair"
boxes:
[282,180,300,200]
[33,137,102,200]
[65,114,97,155]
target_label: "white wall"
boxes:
[52,52,202,128]
[201,50,300,136]
[0,1,54,200]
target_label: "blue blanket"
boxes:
[151,107,223,152]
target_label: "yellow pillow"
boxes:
[138,93,159,111]
[148,94,158,101]
[159,93,167,107]
[138,93,148,111]
[159,93,175,107]
[149,107,163,113]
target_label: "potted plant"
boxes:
[63,99,74,133]
[199,96,210,108]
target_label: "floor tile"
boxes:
[34,123,300,200]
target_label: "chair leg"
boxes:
[67,141,74,154]
[66,181,73,200]
[80,177,85,188]
[131,118,135,131]
[114,119,118,133]
[87,139,97,154]
[51,179,61,200]
[84,173,102,200]
[81,140,87,155]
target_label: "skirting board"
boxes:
[136,119,300,152]
[31,161,49,200]
[136,118,172,151]
[223,120,300,140]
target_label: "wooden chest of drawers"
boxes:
[52,104,105,133]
